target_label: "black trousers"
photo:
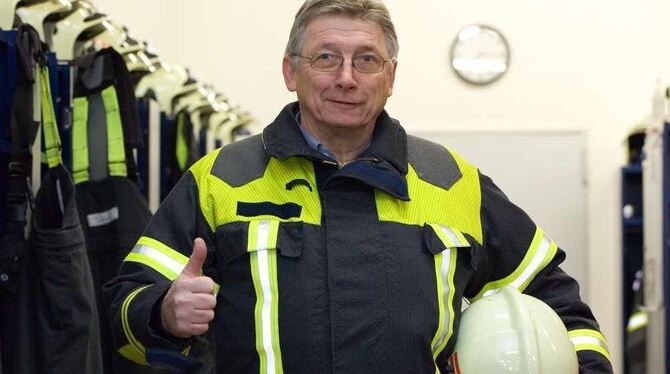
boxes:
[12,165,103,373]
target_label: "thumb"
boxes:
[181,238,207,277]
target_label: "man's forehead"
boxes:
[303,15,385,50]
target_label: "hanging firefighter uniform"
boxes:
[1,24,103,373]
[0,24,39,374]
[625,270,647,374]
[70,47,157,374]
[165,109,198,198]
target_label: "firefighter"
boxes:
[105,0,613,372]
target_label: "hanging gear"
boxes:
[0,0,21,30]
[452,286,579,374]
[70,46,162,373]
[71,47,142,183]
[165,109,197,197]
[123,49,158,86]
[625,270,647,374]
[0,23,41,374]
[135,63,191,114]
[14,0,73,42]
[45,0,104,60]
[12,64,104,373]
[82,20,142,55]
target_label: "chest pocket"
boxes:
[217,219,303,264]
[423,223,471,361]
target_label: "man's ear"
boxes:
[283,56,297,92]
[386,59,397,97]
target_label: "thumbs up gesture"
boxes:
[161,238,217,338]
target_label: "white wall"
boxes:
[94,0,670,371]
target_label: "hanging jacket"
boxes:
[164,109,198,199]
[105,102,613,373]
[625,270,647,374]
[71,47,142,183]
[0,24,42,374]
[70,46,160,373]
[12,63,103,373]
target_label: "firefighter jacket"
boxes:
[106,102,614,373]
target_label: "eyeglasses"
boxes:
[293,52,391,74]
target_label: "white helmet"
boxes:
[452,286,578,374]
[76,19,141,56]
[0,0,22,30]
[123,49,158,73]
[45,0,105,60]
[135,62,191,115]
[216,107,253,146]
[15,0,72,41]
[172,85,210,116]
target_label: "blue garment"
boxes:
[295,111,371,161]
[296,111,337,160]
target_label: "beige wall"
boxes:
[95,0,670,371]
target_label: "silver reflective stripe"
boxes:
[132,245,185,277]
[627,313,648,332]
[256,220,278,374]
[432,249,453,353]
[87,206,119,227]
[483,235,551,298]
[440,226,461,247]
[571,335,607,348]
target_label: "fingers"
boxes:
[191,293,217,310]
[176,276,216,294]
[189,323,211,336]
[181,238,208,278]
[161,289,217,337]
[190,309,215,323]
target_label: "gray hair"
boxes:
[285,0,399,61]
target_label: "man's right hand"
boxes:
[161,238,217,338]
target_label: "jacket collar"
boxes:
[262,102,408,175]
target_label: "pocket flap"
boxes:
[424,223,471,254]
[217,220,303,264]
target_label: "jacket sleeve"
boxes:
[466,172,613,373]
[103,160,219,367]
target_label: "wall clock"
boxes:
[450,25,510,85]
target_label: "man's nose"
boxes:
[335,59,357,90]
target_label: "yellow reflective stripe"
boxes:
[72,97,89,184]
[176,112,188,171]
[125,253,181,282]
[473,227,558,300]
[627,311,648,333]
[568,329,611,361]
[125,237,220,294]
[120,285,151,365]
[430,247,458,360]
[119,344,147,366]
[136,236,190,267]
[39,67,62,168]
[101,86,127,177]
[248,220,284,374]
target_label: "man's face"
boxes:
[283,15,397,133]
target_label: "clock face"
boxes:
[450,25,510,85]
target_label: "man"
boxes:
[106,0,614,373]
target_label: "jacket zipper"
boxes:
[320,156,380,169]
